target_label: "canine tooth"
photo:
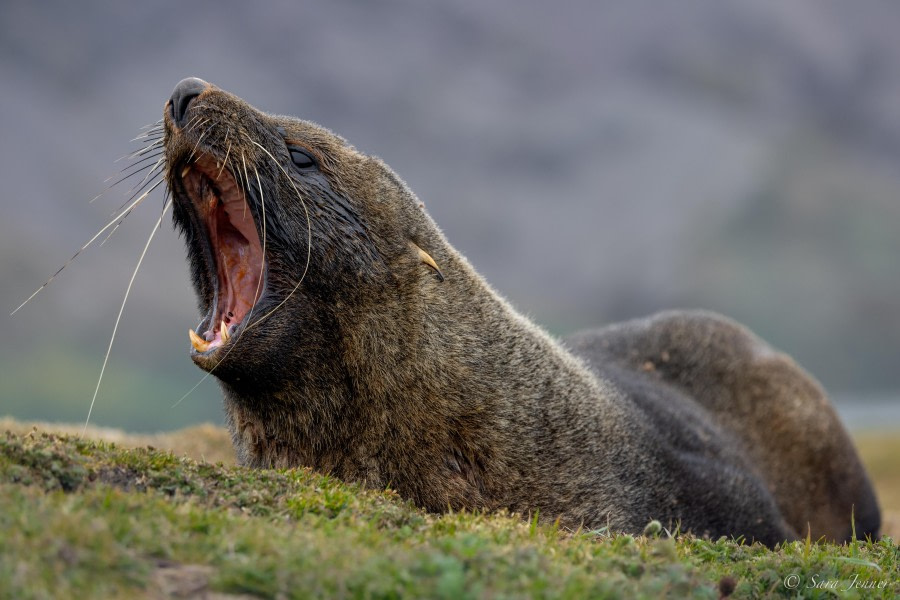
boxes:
[220,320,230,342]
[181,165,191,178]
[189,328,211,352]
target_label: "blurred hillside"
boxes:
[2,0,900,431]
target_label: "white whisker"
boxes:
[186,124,214,164]
[116,150,165,175]
[114,138,163,164]
[130,130,163,143]
[105,158,166,216]
[11,178,165,315]
[216,130,232,180]
[95,155,164,203]
[240,152,250,220]
[183,115,208,134]
[83,195,173,435]
[101,173,165,246]
[241,140,312,333]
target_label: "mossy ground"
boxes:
[1,423,897,599]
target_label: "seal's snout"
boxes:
[169,77,209,126]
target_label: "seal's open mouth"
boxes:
[178,154,265,355]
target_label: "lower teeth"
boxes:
[188,318,236,353]
[188,328,211,352]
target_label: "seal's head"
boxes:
[163,78,446,394]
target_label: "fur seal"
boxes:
[162,77,880,546]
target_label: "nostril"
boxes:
[170,77,209,126]
[174,91,199,123]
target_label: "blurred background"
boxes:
[2,0,899,432]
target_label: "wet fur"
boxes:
[164,82,880,546]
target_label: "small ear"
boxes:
[409,241,445,282]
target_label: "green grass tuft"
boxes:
[1,430,897,599]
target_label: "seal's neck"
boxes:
[223,237,601,509]
[336,242,601,505]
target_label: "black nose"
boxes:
[169,77,209,126]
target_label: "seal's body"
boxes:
[162,78,880,546]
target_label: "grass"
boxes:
[1,424,898,599]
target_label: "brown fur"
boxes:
[162,78,880,546]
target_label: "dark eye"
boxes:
[288,146,317,170]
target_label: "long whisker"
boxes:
[114,138,163,164]
[124,155,167,196]
[242,140,312,332]
[100,155,165,203]
[186,117,210,137]
[125,135,164,153]
[91,154,164,206]
[98,165,167,240]
[83,194,173,435]
[101,171,165,245]
[99,213,133,247]
[241,152,251,220]
[11,177,164,315]
[233,143,250,206]
[180,114,206,134]
[250,166,267,310]
[216,131,232,180]
[130,125,163,142]
[89,137,164,206]
[130,131,163,143]
[109,163,168,216]
[111,150,165,177]
[138,118,163,130]
[186,124,214,164]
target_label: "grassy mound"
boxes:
[1,428,897,599]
